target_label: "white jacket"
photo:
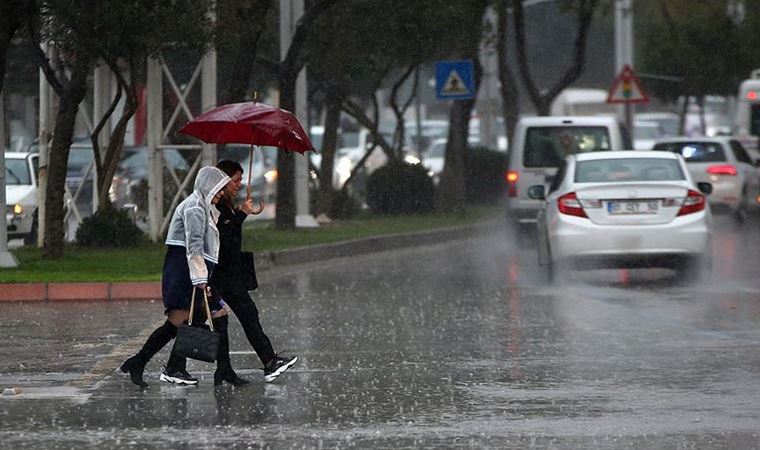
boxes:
[165,166,230,285]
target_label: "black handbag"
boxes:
[175,288,219,363]
[241,251,259,291]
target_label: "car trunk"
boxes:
[575,183,690,225]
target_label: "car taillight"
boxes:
[557,192,587,218]
[506,170,519,197]
[677,189,706,216]
[706,164,737,176]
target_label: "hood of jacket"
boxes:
[195,166,230,223]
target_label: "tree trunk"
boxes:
[43,54,90,258]
[437,57,483,214]
[97,78,138,209]
[316,93,342,216]
[496,2,520,147]
[513,0,599,116]
[275,72,297,229]
[678,96,689,135]
[90,63,139,211]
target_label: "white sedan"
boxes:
[652,136,760,224]
[529,151,713,281]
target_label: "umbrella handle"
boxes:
[246,143,255,200]
[245,143,264,215]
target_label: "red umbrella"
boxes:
[178,101,314,153]
[178,101,315,206]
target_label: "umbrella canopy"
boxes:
[178,101,315,153]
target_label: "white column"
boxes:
[37,44,54,247]
[201,4,217,167]
[147,57,163,241]
[615,0,634,131]
[0,91,19,267]
[93,61,112,211]
[281,0,318,227]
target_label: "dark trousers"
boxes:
[220,287,276,366]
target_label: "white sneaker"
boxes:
[159,369,199,386]
[263,355,298,383]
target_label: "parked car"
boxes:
[529,151,713,281]
[421,138,447,184]
[505,115,633,233]
[652,136,760,224]
[5,152,39,244]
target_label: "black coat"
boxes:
[211,200,248,293]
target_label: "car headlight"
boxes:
[6,204,23,215]
[264,169,278,184]
[404,155,421,165]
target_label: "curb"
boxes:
[0,221,498,302]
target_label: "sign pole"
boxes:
[615,0,634,132]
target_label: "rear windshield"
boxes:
[575,158,685,183]
[524,126,612,168]
[652,142,726,162]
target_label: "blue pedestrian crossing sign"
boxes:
[435,60,475,100]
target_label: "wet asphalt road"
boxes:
[1,217,760,449]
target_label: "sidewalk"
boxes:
[1,222,495,302]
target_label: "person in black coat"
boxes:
[211,160,298,386]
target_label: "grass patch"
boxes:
[1,206,501,283]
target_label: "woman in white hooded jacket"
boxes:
[121,166,231,387]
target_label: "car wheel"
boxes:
[23,212,38,246]
[733,190,749,226]
[516,222,535,249]
[543,259,555,284]
[537,241,554,284]
[507,217,523,248]
[675,257,707,284]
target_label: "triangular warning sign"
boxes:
[607,65,649,104]
[442,70,470,96]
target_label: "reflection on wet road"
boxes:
[1,217,759,448]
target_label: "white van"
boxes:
[506,116,632,228]
[549,88,619,116]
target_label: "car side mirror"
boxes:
[697,182,712,195]
[527,185,546,200]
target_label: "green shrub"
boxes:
[465,147,507,205]
[366,161,435,215]
[76,207,148,247]
[329,189,361,219]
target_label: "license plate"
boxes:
[607,200,659,215]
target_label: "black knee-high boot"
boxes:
[120,320,176,387]
[213,315,249,387]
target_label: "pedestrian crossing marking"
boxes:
[442,70,470,96]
